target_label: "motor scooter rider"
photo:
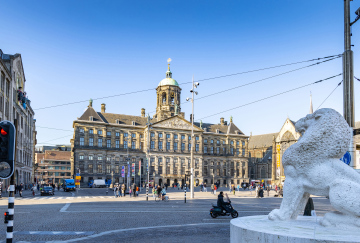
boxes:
[217,191,231,213]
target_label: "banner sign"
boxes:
[131,163,135,176]
[138,161,141,175]
[276,145,281,167]
[127,164,130,178]
[121,166,125,177]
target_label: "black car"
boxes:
[41,186,54,196]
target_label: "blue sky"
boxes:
[2,0,360,145]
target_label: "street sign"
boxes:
[76,173,80,176]
[76,176,81,180]
[340,151,351,165]
[75,182,80,186]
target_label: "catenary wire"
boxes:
[34,54,341,111]
[37,126,73,132]
[146,56,342,115]
[196,74,342,121]
[316,80,343,110]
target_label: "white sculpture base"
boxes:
[230,215,360,243]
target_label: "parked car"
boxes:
[41,186,54,196]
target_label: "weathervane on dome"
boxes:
[167,58,172,71]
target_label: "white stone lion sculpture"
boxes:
[268,108,360,229]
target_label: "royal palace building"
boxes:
[71,63,249,187]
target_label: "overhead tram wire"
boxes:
[34,54,341,111]
[38,133,74,144]
[197,74,342,121]
[182,54,342,84]
[146,55,342,115]
[197,56,341,101]
[316,80,343,110]
[37,126,73,132]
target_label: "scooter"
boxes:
[210,202,238,218]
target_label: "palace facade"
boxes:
[71,63,249,187]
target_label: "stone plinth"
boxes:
[230,215,360,243]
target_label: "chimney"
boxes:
[141,108,145,117]
[220,117,224,125]
[101,103,106,113]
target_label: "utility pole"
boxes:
[146,115,151,201]
[343,0,357,168]
[190,77,195,199]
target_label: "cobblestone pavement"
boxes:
[0,188,334,242]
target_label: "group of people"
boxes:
[152,185,167,200]
[199,183,208,192]
[113,183,140,198]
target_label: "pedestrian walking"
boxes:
[237,184,240,191]
[203,183,207,192]
[121,184,126,197]
[255,186,259,198]
[129,187,132,197]
[136,186,139,196]
[214,184,217,195]
[211,184,214,194]
[114,186,117,198]
[19,183,23,197]
[152,187,156,198]
[132,183,137,197]
[267,186,270,197]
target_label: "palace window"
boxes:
[231,148,234,154]
[116,140,120,148]
[236,148,239,155]
[195,159,199,169]
[196,136,199,140]
[211,147,214,154]
[242,141,245,147]
[181,135,185,140]
[216,147,220,154]
[97,164,102,173]
[124,141,128,149]
[106,165,111,174]
[107,139,111,148]
[107,131,111,136]
[132,141,136,149]
[98,138,102,147]
[89,129,93,134]
[79,128,84,133]
[242,149,245,156]
[98,155,102,160]
[124,133,128,137]
[223,140,226,145]
[217,140,220,145]
[166,134,170,139]
[236,141,239,146]
[174,134,178,139]
[89,138,94,146]
[223,147,226,154]
[195,144,199,152]
[159,133,163,138]
[188,143,191,151]
[204,147,208,153]
[88,164,93,173]
[158,141,163,149]
[79,155,84,160]
[116,132,120,137]
[89,155,93,160]
[107,156,110,161]
[132,133,136,138]
[98,130,102,135]
[166,142,170,150]
[204,139,207,143]
[115,165,119,174]
[80,137,84,146]
[188,135,191,140]
[181,143,185,151]
[231,141,234,145]
[151,132,155,137]
[210,140,214,144]
[174,142,178,151]
[151,141,155,149]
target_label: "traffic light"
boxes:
[4,212,9,224]
[0,121,15,179]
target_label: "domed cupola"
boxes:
[154,58,182,121]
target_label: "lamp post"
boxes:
[187,76,199,199]
[146,115,152,201]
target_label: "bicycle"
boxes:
[155,194,170,202]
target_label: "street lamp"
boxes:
[187,76,199,199]
[146,115,152,201]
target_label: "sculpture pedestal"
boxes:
[230,215,360,243]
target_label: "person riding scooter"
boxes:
[217,191,231,213]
